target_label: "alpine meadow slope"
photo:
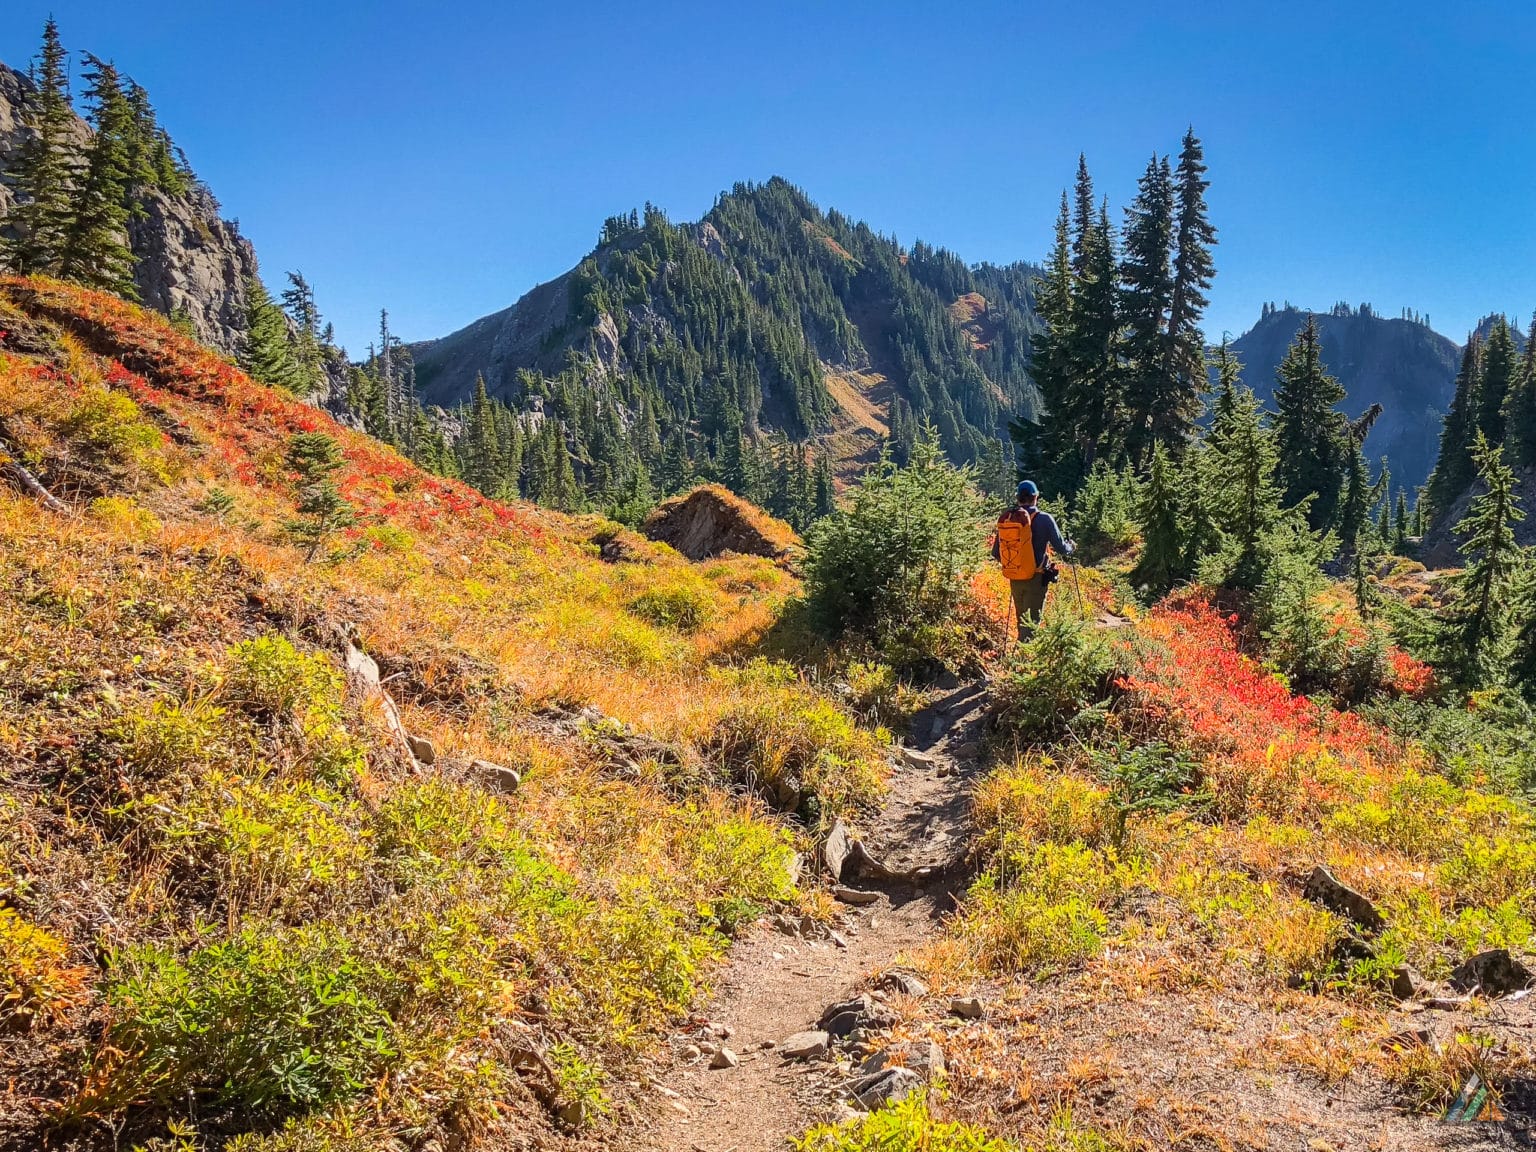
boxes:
[0,275,892,1150]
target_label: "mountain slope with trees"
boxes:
[1228,302,1461,492]
[410,178,1043,509]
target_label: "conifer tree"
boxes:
[283,432,356,561]
[1479,316,1519,449]
[239,277,307,393]
[1428,335,1483,515]
[1505,313,1536,471]
[1393,488,1410,547]
[58,55,137,297]
[1178,443,1226,579]
[1439,434,1526,685]
[1207,338,1241,454]
[1132,443,1184,595]
[1271,316,1347,530]
[1166,129,1216,428]
[1511,554,1536,700]
[5,19,77,276]
[1120,154,1177,464]
[1020,193,1076,493]
[1209,383,1281,587]
[280,271,324,392]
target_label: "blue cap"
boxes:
[1016,480,1039,499]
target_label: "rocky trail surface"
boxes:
[639,683,992,1150]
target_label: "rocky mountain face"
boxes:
[0,61,257,356]
[410,178,1043,476]
[1229,304,1461,490]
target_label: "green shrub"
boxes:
[628,582,712,632]
[803,438,987,673]
[795,1093,1016,1151]
[224,636,341,720]
[957,843,1119,976]
[993,615,1119,744]
[102,924,398,1110]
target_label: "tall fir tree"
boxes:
[1439,434,1525,686]
[1132,443,1184,594]
[58,54,138,297]
[1428,335,1483,515]
[1209,383,1281,587]
[1271,315,1348,531]
[1478,315,1519,450]
[1120,154,1176,465]
[5,19,77,276]
[238,277,307,393]
[1504,313,1536,471]
[1165,129,1216,440]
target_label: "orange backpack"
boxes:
[995,508,1038,581]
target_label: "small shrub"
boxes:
[109,698,226,783]
[98,924,398,1110]
[803,438,988,673]
[795,1092,1016,1151]
[993,615,1119,744]
[970,761,1112,861]
[957,843,1118,976]
[224,635,341,721]
[1384,1031,1528,1116]
[0,908,89,1028]
[628,582,713,632]
[547,1041,609,1123]
[90,495,162,541]
[707,685,886,820]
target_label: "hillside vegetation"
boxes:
[0,276,891,1150]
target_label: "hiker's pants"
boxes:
[1010,573,1049,640]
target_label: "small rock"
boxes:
[823,818,854,882]
[1450,948,1536,997]
[1391,964,1424,1001]
[406,733,437,765]
[876,970,929,998]
[557,1099,590,1128]
[708,1022,733,1040]
[819,995,899,1038]
[847,1066,923,1110]
[861,1039,945,1080]
[830,930,849,949]
[828,1101,862,1125]
[780,1030,830,1060]
[949,996,984,1019]
[681,1043,701,1061]
[699,1041,719,1056]
[898,746,938,770]
[1382,1028,1432,1051]
[710,1047,738,1069]
[1302,865,1384,932]
[471,758,521,795]
[834,886,880,906]
[773,914,803,937]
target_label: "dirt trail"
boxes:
[639,683,991,1151]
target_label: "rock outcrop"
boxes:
[641,484,800,563]
[0,61,257,356]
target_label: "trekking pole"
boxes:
[1068,556,1086,618]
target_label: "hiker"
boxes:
[992,480,1073,641]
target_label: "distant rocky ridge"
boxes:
[1227,303,1461,491]
[0,60,257,355]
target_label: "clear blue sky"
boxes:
[5,1,1533,356]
